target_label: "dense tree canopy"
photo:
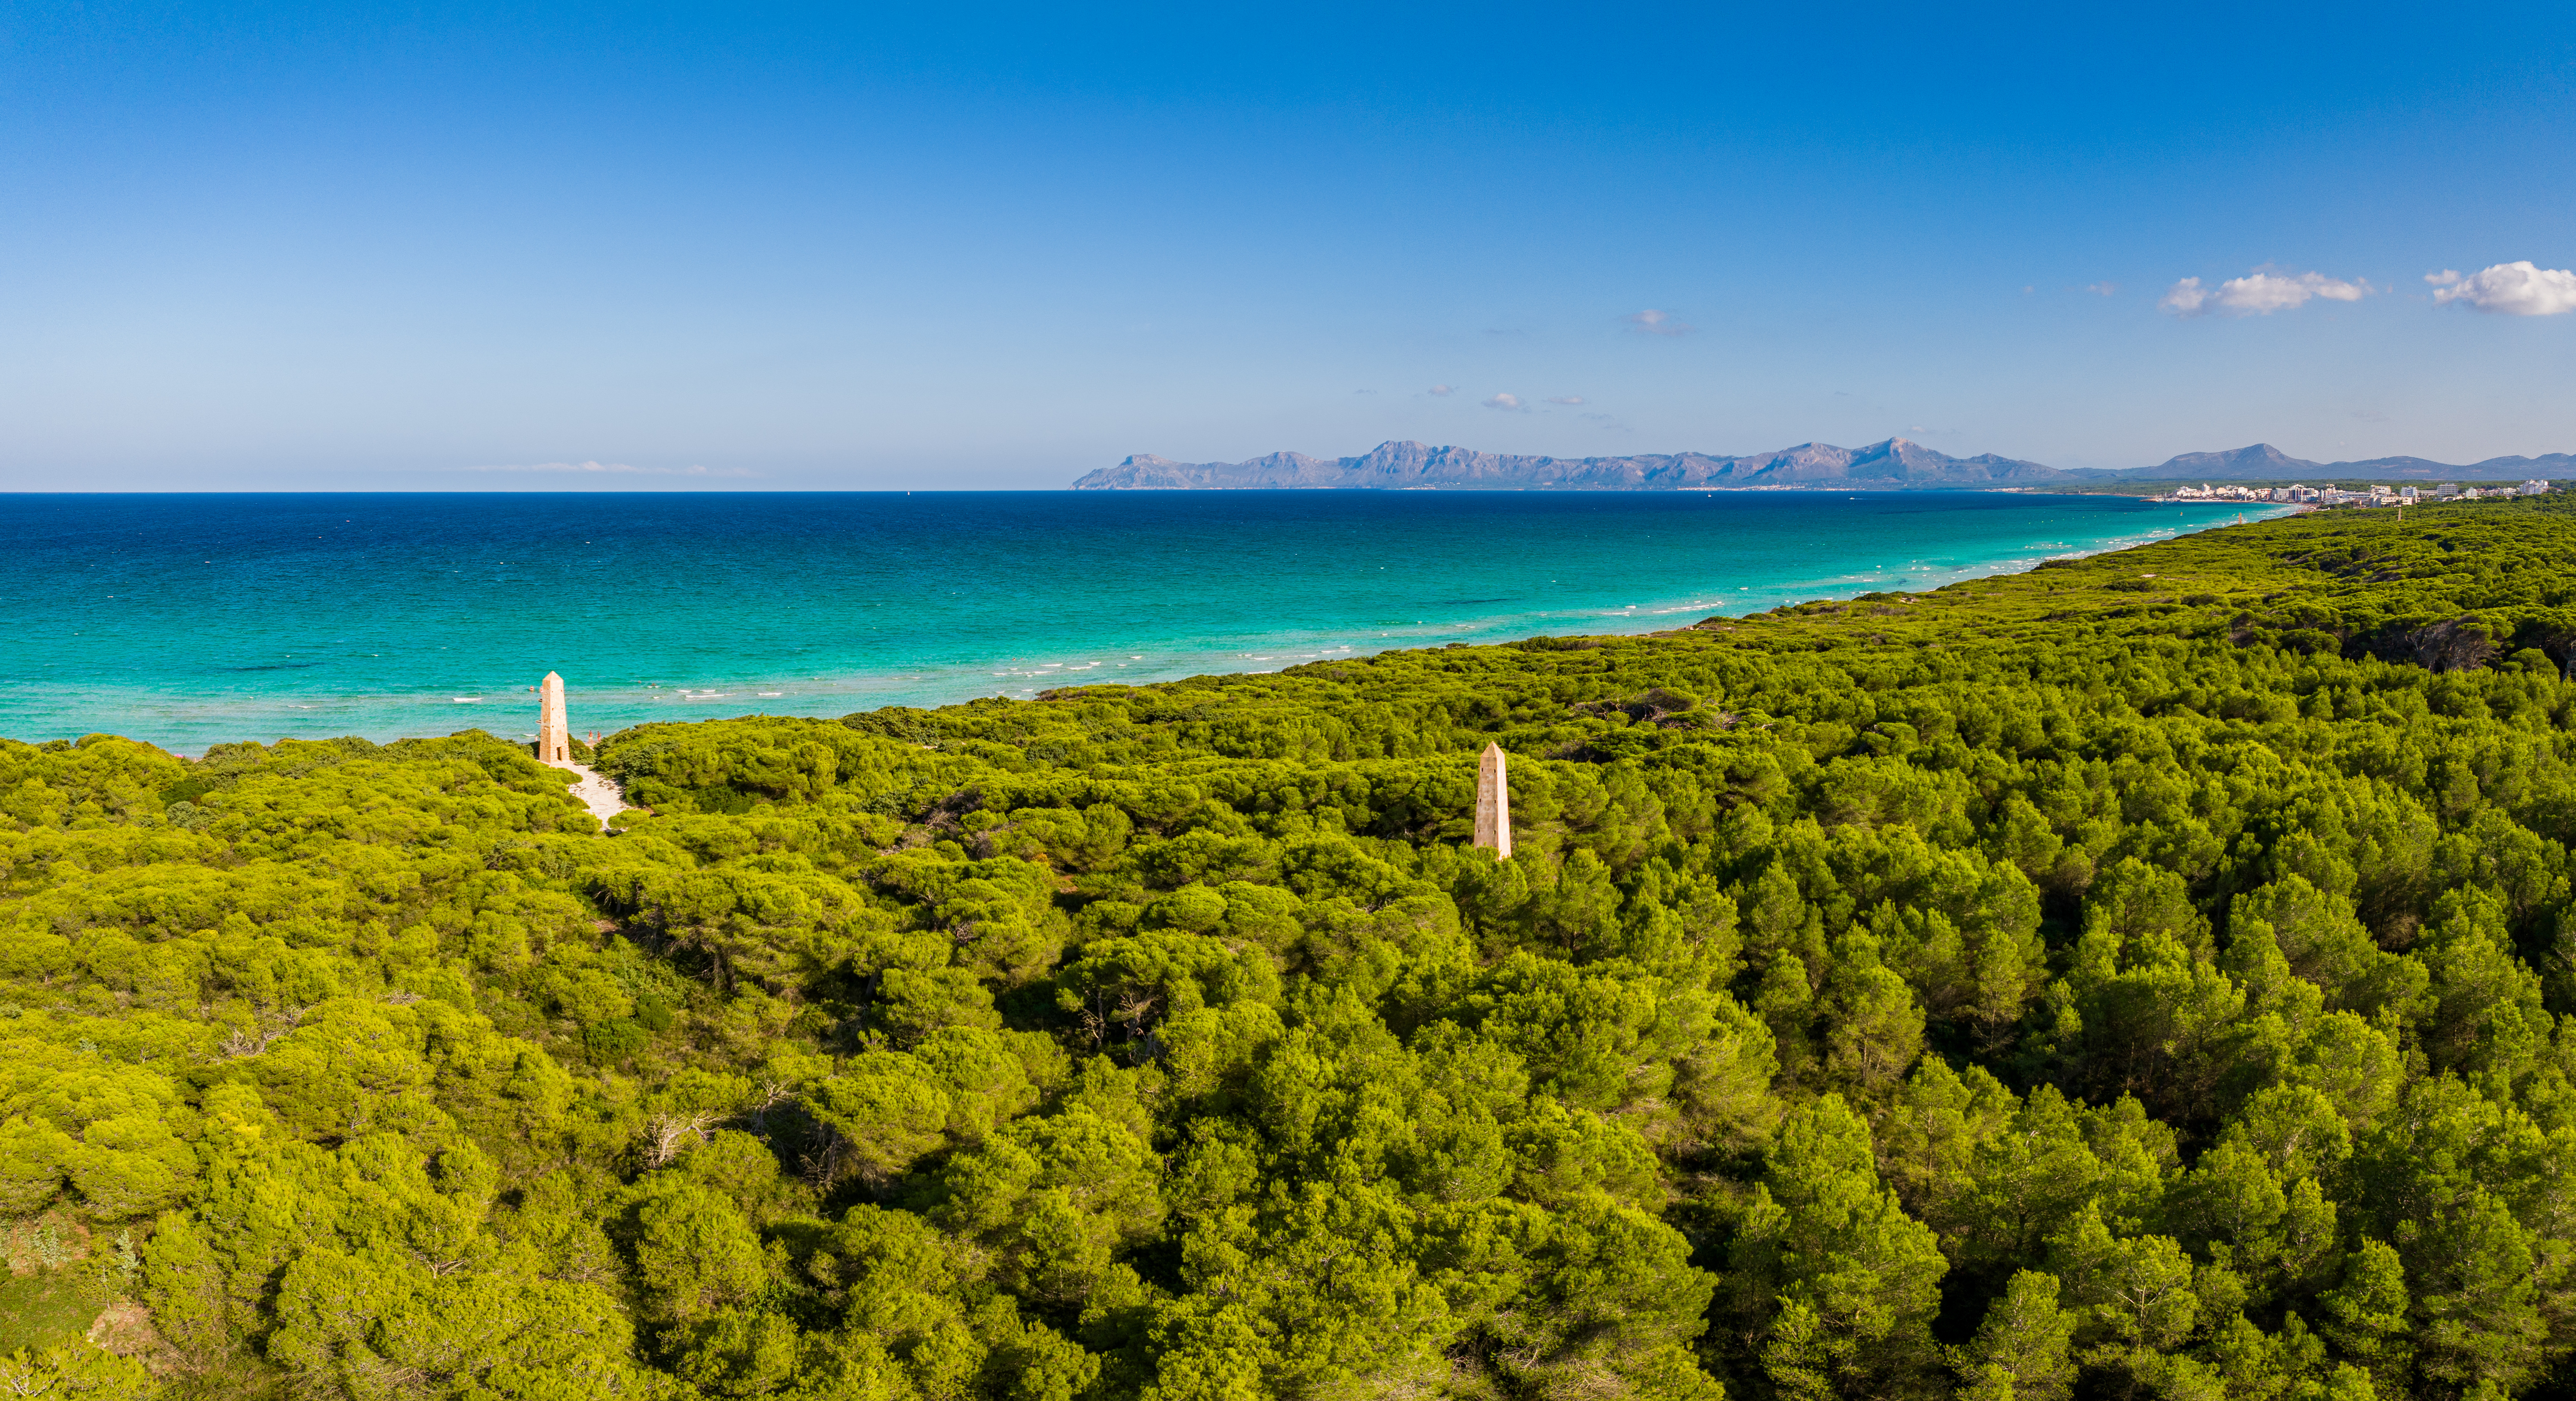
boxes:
[6,498,2576,1399]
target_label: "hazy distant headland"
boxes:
[1072,436,2576,491]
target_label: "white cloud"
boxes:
[2085,282,2118,297]
[1624,309,1693,336]
[1482,393,1522,411]
[2427,262,2576,316]
[2159,278,2212,316]
[2160,268,2373,318]
[1428,384,1455,396]
[1546,395,1584,405]
[461,460,758,477]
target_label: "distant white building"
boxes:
[2436,482,2460,497]
[2522,480,2553,496]
[2160,480,2342,505]
[2163,481,2288,503]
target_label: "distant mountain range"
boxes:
[1070,438,2576,490]
[2122,444,2576,481]
[1077,438,2069,491]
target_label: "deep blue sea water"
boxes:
[0,491,2272,752]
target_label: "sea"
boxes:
[1,491,2275,753]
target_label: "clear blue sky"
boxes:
[6,1,2574,489]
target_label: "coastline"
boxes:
[0,491,2274,752]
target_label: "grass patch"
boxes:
[0,1271,111,1355]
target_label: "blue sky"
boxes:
[5,1,2574,489]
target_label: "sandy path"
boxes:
[543,760,633,826]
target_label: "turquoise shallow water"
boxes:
[0,491,2271,752]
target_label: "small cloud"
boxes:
[1353,388,1375,395]
[1624,309,1694,337]
[2352,409,2390,423]
[460,460,758,478]
[2023,285,2035,295]
[2428,262,2576,316]
[1428,384,1455,396]
[1482,393,1522,411]
[2159,278,2211,316]
[2160,268,2374,318]
[1546,396,1585,406]
[1580,413,1631,431]
[2085,282,2118,296]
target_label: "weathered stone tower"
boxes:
[537,672,571,763]
[1473,742,1511,857]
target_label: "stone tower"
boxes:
[537,672,570,764]
[1473,742,1511,858]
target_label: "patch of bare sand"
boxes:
[88,1298,170,1369]
[543,760,633,827]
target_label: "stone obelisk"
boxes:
[1473,742,1511,857]
[536,673,571,763]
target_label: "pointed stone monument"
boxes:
[536,672,571,763]
[1473,742,1512,858]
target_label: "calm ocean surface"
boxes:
[1,491,2270,752]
